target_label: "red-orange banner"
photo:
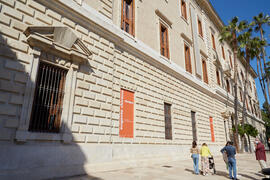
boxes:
[119,89,134,138]
[209,117,215,142]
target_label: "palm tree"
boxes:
[220,17,247,152]
[252,13,270,111]
[238,31,264,152]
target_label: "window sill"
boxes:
[122,30,137,43]
[15,130,72,143]
[198,34,204,41]
[160,55,171,63]
[181,16,189,25]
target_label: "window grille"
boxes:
[29,62,67,133]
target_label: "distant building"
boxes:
[0,0,264,179]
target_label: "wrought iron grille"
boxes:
[29,62,67,133]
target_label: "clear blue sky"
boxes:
[209,0,270,109]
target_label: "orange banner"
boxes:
[209,117,215,142]
[119,89,134,138]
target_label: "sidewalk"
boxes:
[56,153,269,180]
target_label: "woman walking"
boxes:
[190,141,200,175]
[200,143,212,176]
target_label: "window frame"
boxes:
[184,43,192,73]
[164,102,172,140]
[216,69,221,86]
[180,0,187,20]
[211,33,216,50]
[221,46,225,60]
[121,0,135,36]
[160,23,170,59]
[29,61,68,133]
[15,26,91,143]
[202,58,208,84]
[226,79,230,93]
[197,17,203,37]
[229,53,233,68]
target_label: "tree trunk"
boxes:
[232,32,239,152]
[247,135,252,153]
[240,135,245,153]
[242,55,249,123]
[257,57,269,108]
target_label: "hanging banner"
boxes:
[119,89,134,138]
[209,117,215,142]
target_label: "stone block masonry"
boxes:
[0,0,265,179]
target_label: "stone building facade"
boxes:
[0,0,264,179]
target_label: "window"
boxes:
[229,54,233,68]
[239,88,243,102]
[121,0,135,36]
[250,99,254,114]
[211,33,216,50]
[181,0,187,20]
[119,89,134,138]
[202,59,208,84]
[241,71,244,81]
[216,70,220,85]
[160,24,170,59]
[29,62,67,133]
[198,18,203,37]
[184,44,192,73]
[226,79,230,93]
[221,46,225,59]
[209,117,215,142]
[164,103,172,140]
[191,111,197,141]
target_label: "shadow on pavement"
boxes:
[47,174,103,180]
[239,173,261,180]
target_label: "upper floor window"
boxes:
[226,79,230,93]
[211,33,216,50]
[198,18,203,37]
[221,46,225,60]
[181,0,187,20]
[216,70,220,86]
[121,0,135,36]
[229,54,233,68]
[239,88,243,102]
[202,59,208,84]
[241,71,244,82]
[160,24,170,59]
[29,62,67,133]
[184,44,192,73]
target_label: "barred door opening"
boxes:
[29,62,67,133]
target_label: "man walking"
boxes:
[221,141,238,180]
[255,138,267,170]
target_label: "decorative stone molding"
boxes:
[155,9,173,28]
[15,26,92,143]
[24,26,92,63]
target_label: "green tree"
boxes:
[232,124,258,152]
[252,13,270,112]
[245,124,258,152]
[238,29,266,152]
[262,102,270,138]
[220,17,247,152]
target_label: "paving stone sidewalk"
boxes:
[57,153,270,180]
